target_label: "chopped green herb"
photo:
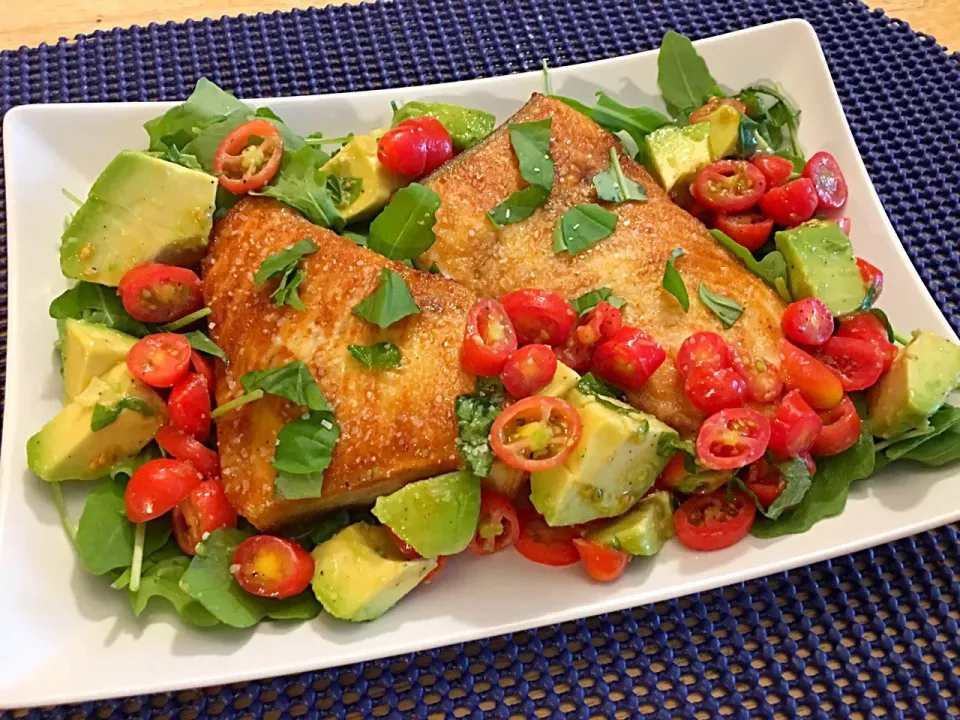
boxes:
[159,307,212,333]
[487,185,550,227]
[570,287,627,316]
[348,342,402,370]
[593,147,647,203]
[253,238,319,311]
[553,204,618,255]
[698,282,744,328]
[488,120,554,226]
[254,146,344,231]
[454,379,506,478]
[662,248,689,312]
[352,268,421,329]
[91,397,155,432]
[272,412,340,499]
[240,360,332,412]
[182,331,227,362]
[709,229,790,301]
[367,183,442,260]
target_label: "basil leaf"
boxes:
[698,282,744,328]
[739,457,812,520]
[91,397,155,432]
[128,554,220,627]
[352,268,421,329]
[241,360,331,412]
[183,331,227,362]
[570,287,627,316]
[49,282,153,337]
[869,309,896,344]
[577,372,627,402]
[367,183,442,260]
[657,31,724,118]
[454,387,505,478]
[593,147,647,203]
[553,204,618,256]
[348,342,402,370]
[657,433,697,458]
[343,230,368,247]
[662,248,689,312]
[272,412,340,499]
[508,119,554,189]
[556,93,672,148]
[708,229,790,300]
[253,238,319,310]
[255,146,344,230]
[487,185,550,227]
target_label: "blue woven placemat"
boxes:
[2,1,960,717]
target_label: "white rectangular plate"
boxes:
[2,18,958,709]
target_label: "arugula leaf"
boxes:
[255,146,344,230]
[272,413,340,499]
[180,528,322,627]
[348,343,402,370]
[143,78,248,152]
[241,360,332,412]
[253,238,319,310]
[553,204,618,255]
[128,553,220,627]
[91,397,154,432]
[487,185,550,227]
[106,443,163,480]
[49,282,153,337]
[739,456,812,520]
[570,287,627,316]
[182,331,227,362]
[869,309,896,343]
[698,283,744,328]
[343,231,368,247]
[508,120,555,189]
[662,248,689,312]
[556,93,671,148]
[736,115,763,159]
[157,146,203,170]
[159,307,211,333]
[352,268,421,328]
[708,229,790,300]
[179,107,307,172]
[577,372,627,401]
[657,433,697,458]
[367,183,442,260]
[326,174,363,209]
[878,405,960,463]
[309,508,353,546]
[593,147,647,203]
[735,84,802,158]
[455,380,507,478]
[657,31,724,118]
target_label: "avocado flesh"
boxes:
[311,523,436,622]
[321,132,408,222]
[372,471,481,557]
[27,363,167,482]
[538,362,580,398]
[586,491,675,555]
[868,331,960,438]
[61,151,217,286]
[530,390,675,527]
[706,105,741,160]
[775,220,867,316]
[644,122,712,194]
[392,101,496,151]
[61,319,137,402]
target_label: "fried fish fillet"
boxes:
[421,94,786,434]
[203,198,476,530]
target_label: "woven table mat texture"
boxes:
[2,0,960,718]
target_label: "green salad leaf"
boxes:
[869,309,896,344]
[553,204,618,255]
[488,120,554,226]
[308,508,353,546]
[738,456,812,521]
[662,248,689,312]
[144,78,248,152]
[454,378,506,478]
[49,282,153,337]
[877,405,960,466]
[698,282,744,328]
[735,84,803,159]
[709,229,790,300]
[128,553,220,627]
[352,268,421,328]
[570,287,627,316]
[487,185,550,227]
[91,397,154,432]
[656,31,724,118]
[367,183,442,260]
[272,413,340,499]
[241,360,332,412]
[182,331,227,362]
[253,238,319,310]
[657,433,697,458]
[592,147,647,203]
[326,174,363,209]
[348,342,402,370]
[556,93,671,148]
[107,444,162,480]
[254,146,344,231]
[157,146,203,170]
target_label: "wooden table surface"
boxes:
[2,0,958,53]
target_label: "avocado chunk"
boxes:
[392,101,496,151]
[61,319,137,402]
[28,363,167,482]
[310,522,436,622]
[644,122,712,194]
[585,491,675,555]
[706,105,741,160]
[61,151,217,285]
[775,220,866,316]
[530,390,676,526]
[868,331,960,438]
[538,362,581,398]
[320,132,408,222]
[372,471,481,557]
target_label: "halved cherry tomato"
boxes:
[421,555,449,584]
[212,119,284,194]
[573,538,630,582]
[469,489,520,555]
[711,209,774,252]
[401,117,454,174]
[856,257,883,301]
[835,312,897,372]
[811,395,862,456]
[732,351,783,403]
[172,480,238,555]
[779,339,843,410]
[501,344,558,398]
[168,373,212,442]
[656,452,730,494]
[799,452,817,477]
[378,123,428,177]
[155,425,220,478]
[117,263,204,324]
[232,535,314,599]
[501,289,577,346]
[127,333,192,388]
[758,178,818,227]
[591,327,666,391]
[768,389,822,458]
[656,453,690,492]
[125,458,203,523]
[386,528,449,583]
[696,408,771,470]
[190,351,216,397]
[675,332,733,378]
[673,488,756,552]
[744,458,785,508]
[489,396,582,472]
[555,301,622,372]
[750,155,794,187]
[691,160,767,213]
[461,298,518,376]
[684,367,746,415]
[781,297,834,347]
[815,336,884,392]
[687,97,748,124]
[514,507,580,566]
[802,151,848,211]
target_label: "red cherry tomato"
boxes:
[461,298,518,376]
[573,538,630,582]
[779,339,843,410]
[514,507,580,566]
[232,535,314,599]
[155,425,220,478]
[768,389,822,458]
[555,301,622,372]
[673,489,756,552]
[696,408,771,471]
[835,312,897,372]
[758,178,818,227]
[386,527,421,560]
[711,209,774,252]
[815,336,885,392]
[811,395,862,456]
[377,124,428,177]
[127,333,192,388]
[500,289,577,346]
[117,263,204,324]
[212,119,283,194]
[802,151,848,211]
[399,117,454,174]
[655,452,731,494]
[732,351,783,404]
[489,396,582,472]
[687,97,748,124]
[856,257,884,300]
[172,480,238,556]
[781,297,834,347]
[744,457,786,508]
[168,373,212,442]
[750,155,794,187]
[656,453,689,492]
[683,367,746,415]
[591,327,666,391]
[501,344,558,398]
[676,332,734,378]
[190,351,216,396]
[124,458,203,523]
[554,337,593,374]
[691,160,767,213]
[469,489,520,555]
